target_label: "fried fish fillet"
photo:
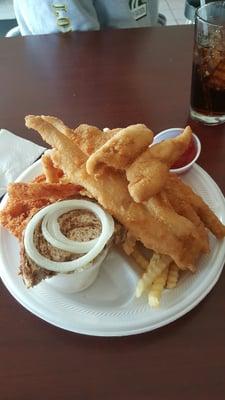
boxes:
[41,116,116,156]
[41,151,64,183]
[145,191,209,256]
[86,124,153,175]
[0,182,81,239]
[73,124,118,156]
[162,184,209,253]
[7,182,81,201]
[126,126,192,202]
[165,174,225,240]
[85,124,192,202]
[24,115,207,270]
[149,126,192,166]
[145,195,208,271]
[0,198,50,239]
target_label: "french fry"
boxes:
[148,267,169,307]
[135,253,171,298]
[166,262,179,289]
[131,248,148,270]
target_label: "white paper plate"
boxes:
[0,160,225,336]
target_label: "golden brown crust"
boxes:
[0,198,50,239]
[165,174,225,240]
[7,182,81,201]
[24,115,210,270]
[125,126,192,202]
[72,124,115,156]
[2,115,222,276]
[0,181,81,239]
[86,124,153,175]
[127,158,168,202]
[41,152,64,183]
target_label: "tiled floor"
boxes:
[159,0,188,25]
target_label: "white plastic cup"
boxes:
[46,247,109,293]
[153,128,201,174]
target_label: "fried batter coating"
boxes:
[72,124,116,156]
[24,115,208,270]
[0,115,223,302]
[0,181,81,239]
[1,115,224,296]
[164,180,209,252]
[0,198,50,239]
[150,189,209,254]
[41,151,64,183]
[122,231,137,255]
[127,157,169,202]
[126,126,192,202]
[145,191,208,270]
[26,115,87,167]
[149,126,192,166]
[86,124,153,175]
[7,182,81,201]
[41,116,116,156]
[165,174,225,240]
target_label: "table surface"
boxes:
[0,25,225,400]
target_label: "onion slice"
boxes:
[24,200,114,273]
[42,206,99,253]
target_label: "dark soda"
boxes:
[191,43,225,117]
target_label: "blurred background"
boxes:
[0,0,15,36]
[0,0,199,37]
[159,0,187,25]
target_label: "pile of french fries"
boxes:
[131,248,180,307]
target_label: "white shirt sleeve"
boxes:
[13,0,159,36]
[13,0,100,36]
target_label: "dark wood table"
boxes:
[0,25,225,400]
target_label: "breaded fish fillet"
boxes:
[0,182,81,239]
[42,116,115,156]
[0,198,50,239]
[165,174,225,240]
[86,124,153,175]
[126,126,192,202]
[25,115,206,270]
[145,191,209,254]
[7,182,81,201]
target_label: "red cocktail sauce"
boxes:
[171,137,197,169]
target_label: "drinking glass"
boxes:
[190,1,225,125]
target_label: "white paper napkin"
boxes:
[0,129,46,197]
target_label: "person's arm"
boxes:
[13,0,100,36]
